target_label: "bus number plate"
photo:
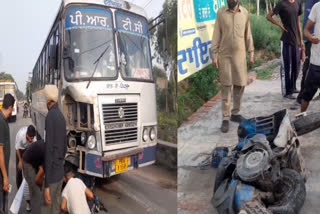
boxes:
[115,157,129,173]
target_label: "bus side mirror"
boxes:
[50,45,58,69]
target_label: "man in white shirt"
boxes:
[15,125,37,211]
[61,168,94,214]
[301,2,320,112]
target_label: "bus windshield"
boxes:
[64,7,116,80]
[116,12,153,81]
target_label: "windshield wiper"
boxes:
[86,45,110,89]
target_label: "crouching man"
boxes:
[22,140,45,214]
[61,166,94,214]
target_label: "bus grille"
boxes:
[102,103,138,144]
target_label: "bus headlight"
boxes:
[80,132,86,145]
[143,128,149,142]
[149,127,156,141]
[87,135,96,150]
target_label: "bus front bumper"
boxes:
[83,144,157,178]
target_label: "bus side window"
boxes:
[42,51,46,87]
[49,34,55,84]
[45,45,49,84]
[54,27,60,86]
[49,27,60,86]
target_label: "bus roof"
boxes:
[63,0,148,18]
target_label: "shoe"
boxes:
[26,201,31,212]
[284,94,296,100]
[290,101,301,110]
[230,114,246,123]
[293,89,300,93]
[220,120,229,133]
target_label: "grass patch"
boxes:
[157,112,177,143]
[250,14,282,57]
[256,62,281,80]
[178,65,219,125]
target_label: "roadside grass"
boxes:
[250,14,282,57]
[178,65,219,125]
[158,112,177,144]
[256,62,281,80]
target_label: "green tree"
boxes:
[0,72,14,81]
[150,0,177,112]
[26,82,32,103]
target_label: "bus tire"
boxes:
[268,168,306,214]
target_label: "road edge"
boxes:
[183,72,257,125]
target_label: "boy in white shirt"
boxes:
[301,2,320,112]
[61,168,94,214]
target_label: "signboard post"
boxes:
[177,0,226,82]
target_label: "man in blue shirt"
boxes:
[296,0,320,104]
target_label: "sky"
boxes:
[0,0,164,93]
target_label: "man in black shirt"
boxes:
[22,140,45,214]
[0,94,15,214]
[267,0,305,99]
[42,85,67,214]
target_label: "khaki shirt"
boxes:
[212,6,254,86]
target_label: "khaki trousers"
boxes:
[221,85,245,120]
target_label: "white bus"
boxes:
[31,0,157,178]
[0,81,18,122]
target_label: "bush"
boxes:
[250,15,282,56]
[158,112,177,143]
[178,65,219,124]
[188,65,219,101]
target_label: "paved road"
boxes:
[178,67,320,214]
[7,107,177,214]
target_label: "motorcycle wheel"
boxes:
[268,168,306,214]
[293,112,320,136]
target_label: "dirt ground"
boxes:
[178,66,320,214]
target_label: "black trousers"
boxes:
[297,41,312,103]
[280,42,301,96]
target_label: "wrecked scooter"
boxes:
[212,109,320,214]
